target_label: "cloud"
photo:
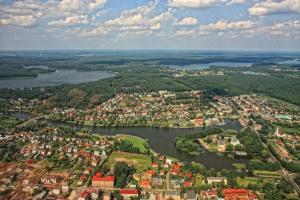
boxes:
[200,19,256,31]
[226,0,248,6]
[175,17,198,25]
[175,29,208,36]
[102,2,173,33]
[79,26,110,37]
[58,0,107,13]
[0,14,41,27]
[168,0,248,8]
[168,0,221,8]
[0,0,43,27]
[0,0,107,27]
[249,0,300,16]
[48,15,88,27]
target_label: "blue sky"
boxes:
[0,0,300,51]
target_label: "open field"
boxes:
[116,134,148,154]
[237,177,276,187]
[105,151,151,172]
[253,170,281,178]
[195,174,204,187]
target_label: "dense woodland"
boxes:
[1,51,300,109]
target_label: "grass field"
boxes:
[253,170,281,178]
[116,134,148,154]
[237,177,260,187]
[106,151,151,172]
[195,174,204,187]
[233,163,246,170]
[237,177,276,187]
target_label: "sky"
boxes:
[0,0,300,51]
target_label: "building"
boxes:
[92,172,115,188]
[199,190,218,199]
[223,189,258,200]
[207,177,227,185]
[164,191,181,200]
[185,190,197,200]
[119,189,139,199]
[40,175,61,185]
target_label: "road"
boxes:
[17,115,44,127]
[251,122,300,194]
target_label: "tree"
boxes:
[226,144,234,152]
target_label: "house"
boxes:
[53,187,61,195]
[217,140,226,152]
[194,118,203,127]
[40,175,61,185]
[152,177,164,187]
[151,162,158,168]
[78,175,87,186]
[199,190,218,199]
[92,172,115,188]
[140,179,151,189]
[61,183,69,193]
[119,189,139,199]
[207,177,227,185]
[78,191,91,200]
[223,189,257,200]
[164,191,181,200]
[275,127,286,138]
[185,190,197,200]
[102,192,112,200]
[230,137,240,146]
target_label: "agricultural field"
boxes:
[105,151,151,172]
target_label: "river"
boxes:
[7,111,248,170]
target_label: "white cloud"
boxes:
[175,17,198,25]
[168,0,221,8]
[0,0,107,27]
[168,0,247,8]
[103,2,173,32]
[249,0,300,16]
[48,15,88,27]
[58,0,107,13]
[0,0,43,27]
[0,14,40,27]
[200,19,256,31]
[175,29,208,36]
[79,26,110,37]
[226,0,247,6]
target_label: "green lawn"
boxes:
[116,134,148,154]
[106,151,151,172]
[195,174,204,187]
[253,170,281,178]
[233,163,246,170]
[237,177,260,187]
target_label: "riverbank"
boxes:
[6,111,248,170]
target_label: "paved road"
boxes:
[251,123,300,194]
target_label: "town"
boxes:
[1,90,300,200]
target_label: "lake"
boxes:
[8,111,248,170]
[0,69,114,89]
[168,62,252,70]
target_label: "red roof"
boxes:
[140,179,151,186]
[119,189,139,195]
[185,173,192,178]
[184,181,191,187]
[145,170,156,176]
[92,172,115,182]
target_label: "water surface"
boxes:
[0,70,114,89]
